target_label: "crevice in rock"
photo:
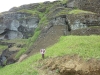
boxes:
[0,28,9,35]
[0,43,17,66]
[65,18,71,32]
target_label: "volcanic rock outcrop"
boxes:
[0,12,39,39]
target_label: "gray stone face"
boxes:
[50,17,66,25]
[10,20,20,31]
[71,20,87,30]
[7,31,23,40]
[0,12,39,40]
[66,13,100,35]
[21,17,39,28]
[0,36,5,40]
[67,0,76,8]
[0,28,5,34]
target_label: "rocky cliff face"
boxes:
[0,12,39,39]
[66,0,100,35]
[0,0,100,40]
[67,0,100,14]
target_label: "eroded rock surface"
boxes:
[0,12,39,39]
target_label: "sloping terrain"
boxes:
[0,36,100,75]
[0,0,100,75]
[37,55,100,75]
[28,25,69,55]
[0,0,100,67]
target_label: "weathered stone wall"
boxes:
[67,14,100,29]
[66,0,100,35]
[67,13,100,35]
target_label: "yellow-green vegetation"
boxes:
[15,48,26,59]
[16,1,69,25]
[49,8,95,19]
[0,53,41,75]
[68,9,95,14]
[0,35,100,75]
[0,45,7,54]
[18,7,49,26]
[56,8,72,16]
[56,9,95,17]
[2,39,28,59]
[46,35,100,59]
[60,0,68,4]
[27,29,41,48]
[38,16,48,26]
[18,9,38,16]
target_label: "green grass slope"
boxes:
[0,35,100,75]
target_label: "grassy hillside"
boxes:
[0,35,100,75]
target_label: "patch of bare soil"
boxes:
[36,55,100,75]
